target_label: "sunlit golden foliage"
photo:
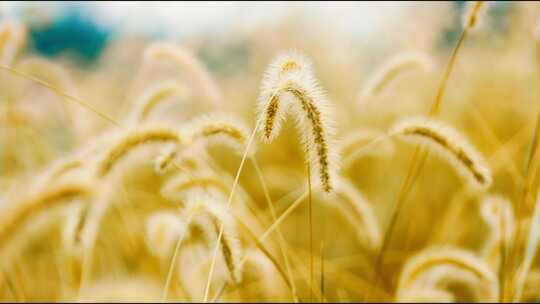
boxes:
[3,2,540,302]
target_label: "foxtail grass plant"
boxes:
[4,4,540,302]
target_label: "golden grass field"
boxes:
[2,1,540,302]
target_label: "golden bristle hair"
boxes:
[143,41,222,106]
[479,195,515,269]
[130,80,190,123]
[187,196,244,283]
[0,20,26,66]
[357,51,434,102]
[256,51,338,192]
[145,211,188,259]
[396,247,498,301]
[188,113,254,156]
[94,125,186,177]
[390,116,492,189]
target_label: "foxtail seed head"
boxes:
[390,116,492,189]
[257,52,338,192]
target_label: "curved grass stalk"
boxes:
[323,178,381,249]
[94,125,185,177]
[30,133,111,193]
[0,181,90,251]
[15,56,80,129]
[431,123,532,245]
[145,211,188,259]
[130,81,189,123]
[188,113,255,156]
[143,42,222,106]
[15,57,77,95]
[397,247,498,301]
[357,51,434,103]
[31,158,84,192]
[79,127,187,294]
